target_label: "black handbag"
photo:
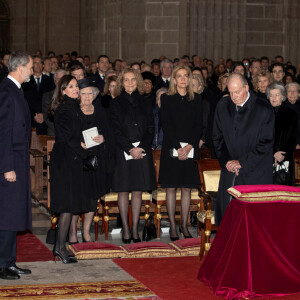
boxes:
[142,214,157,241]
[46,228,57,245]
[273,161,290,185]
[83,155,98,171]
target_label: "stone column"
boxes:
[189,0,246,62]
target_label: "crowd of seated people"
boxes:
[2,50,300,184]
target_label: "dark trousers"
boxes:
[0,231,17,268]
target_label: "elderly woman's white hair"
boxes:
[286,82,300,95]
[266,82,286,101]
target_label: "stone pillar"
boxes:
[283,0,300,64]
[145,0,187,60]
[80,0,106,60]
[46,0,80,55]
[189,0,247,62]
[8,0,27,51]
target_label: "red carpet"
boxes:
[16,231,54,262]
[114,256,218,300]
[114,256,300,300]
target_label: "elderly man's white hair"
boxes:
[227,73,248,87]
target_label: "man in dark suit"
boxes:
[22,55,54,134]
[93,55,110,93]
[0,51,33,280]
[155,58,173,90]
[213,73,274,225]
[42,57,55,85]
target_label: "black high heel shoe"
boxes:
[132,234,141,243]
[169,229,179,241]
[69,241,79,245]
[81,232,94,243]
[179,227,193,239]
[122,235,132,244]
[53,249,78,264]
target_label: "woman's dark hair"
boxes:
[283,74,297,85]
[103,75,117,96]
[285,65,297,76]
[49,75,77,115]
[191,66,202,73]
[232,61,246,75]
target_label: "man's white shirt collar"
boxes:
[239,92,250,107]
[7,75,21,89]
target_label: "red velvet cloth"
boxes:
[232,184,300,194]
[198,199,300,299]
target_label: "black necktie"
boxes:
[165,79,169,88]
[36,77,40,91]
[236,105,241,111]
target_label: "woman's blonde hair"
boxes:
[192,73,205,94]
[114,68,145,97]
[252,71,273,92]
[168,65,194,100]
[217,73,230,91]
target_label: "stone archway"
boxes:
[0,0,9,51]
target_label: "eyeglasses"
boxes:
[243,63,249,66]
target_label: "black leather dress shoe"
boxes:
[8,265,31,275]
[0,268,20,280]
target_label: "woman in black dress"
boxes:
[110,68,156,243]
[159,65,203,240]
[266,82,298,185]
[49,75,82,263]
[68,78,111,244]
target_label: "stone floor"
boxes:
[0,199,199,293]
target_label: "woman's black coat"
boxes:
[50,96,112,213]
[284,100,300,145]
[273,105,298,185]
[159,92,203,187]
[110,90,156,192]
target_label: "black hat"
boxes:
[142,71,156,86]
[77,77,97,90]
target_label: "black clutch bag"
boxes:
[273,161,290,185]
[142,214,157,241]
[83,155,98,171]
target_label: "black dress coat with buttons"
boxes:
[50,96,89,214]
[213,91,274,225]
[110,90,157,192]
[0,77,32,231]
[158,92,203,187]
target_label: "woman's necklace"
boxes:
[81,104,94,114]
